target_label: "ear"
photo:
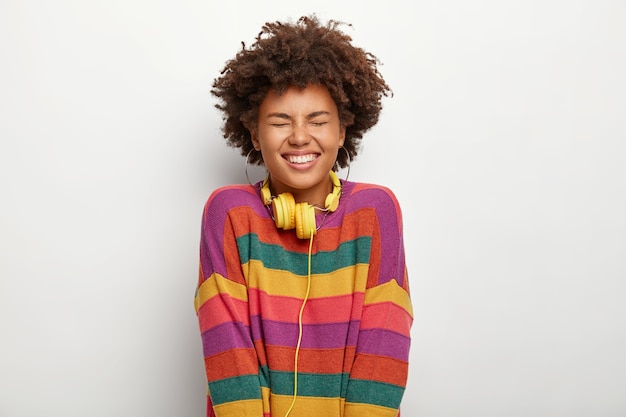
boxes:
[338,125,346,147]
[249,128,260,150]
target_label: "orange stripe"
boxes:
[223,215,247,286]
[227,205,379,253]
[204,348,259,380]
[350,353,409,386]
[366,211,382,289]
[265,345,357,374]
[253,339,268,367]
[314,208,378,252]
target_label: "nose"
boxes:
[288,124,311,146]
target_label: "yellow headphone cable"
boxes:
[283,230,314,417]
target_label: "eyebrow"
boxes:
[266,111,331,120]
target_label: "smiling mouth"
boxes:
[286,154,318,164]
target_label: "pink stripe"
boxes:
[360,302,413,336]
[197,294,250,332]
[248,289,365,324]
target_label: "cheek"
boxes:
[259,128,293,150]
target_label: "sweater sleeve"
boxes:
[344,187,413,417]
[194,189,264,417]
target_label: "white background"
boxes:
[1,1,625,416]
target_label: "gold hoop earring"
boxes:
[245,148,265,186]
[338,146,351,182]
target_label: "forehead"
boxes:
[259,84,338,115]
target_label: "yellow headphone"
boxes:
[260,171,341,239]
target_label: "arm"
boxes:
[194,189,264,417]
[344,187,413,417]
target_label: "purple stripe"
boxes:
[251,316,361,349]
[200,184,269,278]
[356,328,411,361]
[201,321,254,357]
[340,183,406,287]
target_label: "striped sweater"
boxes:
[194,179,413,417]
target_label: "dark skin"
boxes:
[211,15,391,169]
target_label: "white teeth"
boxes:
[287,154,317,164]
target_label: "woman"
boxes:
[195,15,412,417]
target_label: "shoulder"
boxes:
[348,181,400,200]
[203,183,262,217]
[342,181,403,215]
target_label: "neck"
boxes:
[264,172,336,209]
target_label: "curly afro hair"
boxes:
[211,15,391,169]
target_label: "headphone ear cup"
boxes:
[260,178,273,205]
[295,203,316,239]
[273,193,296,230]
[325,192,340,212]
[325,170,342,212]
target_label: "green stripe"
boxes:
[266,369,347,397]
[259,365,270,388]
[346,379,405,409]
[208,375,262,405]
[257,366,403,406]
[237,234,371,275]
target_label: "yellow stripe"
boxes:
[194,273,248,312]
[363,280,413,316]
[344,402,399,417]
[245,259,369,298]
[213,392,399,416]
[261,386,271,414]
[268,394,346,417]
[212,398,264,416]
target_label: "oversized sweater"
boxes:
[194,179,413,417]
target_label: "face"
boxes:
[250,84,346,207]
